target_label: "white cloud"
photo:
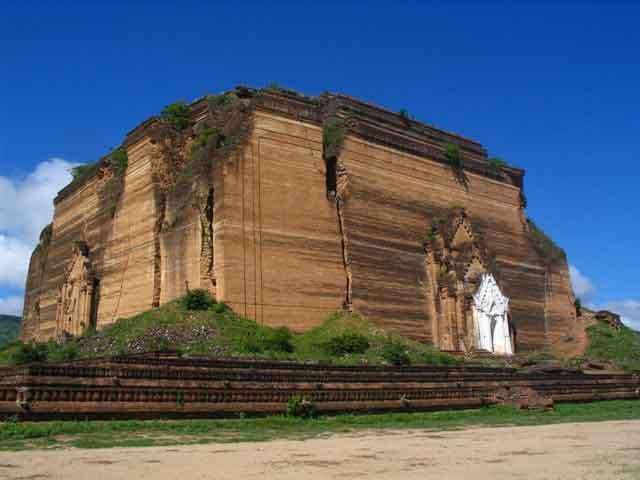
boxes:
[0,235,32,287]
[569,265,595,299]
[598,300,640,331]
[0,158,76,291]
[0,158,76,245]
[0,296,23,316]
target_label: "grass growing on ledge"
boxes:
[0,400,639,451]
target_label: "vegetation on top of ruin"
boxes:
[583,320,640,371]
[526,219,566,266]
[488,157,507,176]
[322,117,346,160]
[0,291,458,367]
[160,100,193,131]
[444,143,464,169]
[70,163,98,180]
[206,91,239,112]
[1,400,639,450]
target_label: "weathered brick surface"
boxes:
[1,355,638,419]
[22,87,578,355]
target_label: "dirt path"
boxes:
[1,420,640,479]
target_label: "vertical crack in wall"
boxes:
[336,197,353,311]
[335,161,352,311]
[152,192,166,307]
[199,188,215,293]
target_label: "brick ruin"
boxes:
[2,354,639,419]
[21,86,585,355]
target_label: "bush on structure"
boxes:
[182,289,215,311]
[70,164,96,180]
[109,148,128,176]
[488,157,507,175]
[381,340,411,366]
[192,127,222,152]
[9,342,48,365]
[322,117,345,159]
[574,297,583,316]
[207,92,239,111]
[161,100,192,131]
[286,395,317,418]
[323,332,370,356]
[445,143,464,170]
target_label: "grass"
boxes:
[0,299,459,366]
[585,321,640,371]
[0,400,639,451]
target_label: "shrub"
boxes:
[182,289,215,311]
[445,143,464,170]
[381,340,411,366]
[109,148,128,176]
[398,108,413,123]
[323,332,370,356]
[208,92,239,111]
[70,163,96,180]
[323,117,345,159]
[192,127,221,152]
[263,327,294,353]
[9,342,48,365]
[488,157,507,175]
[242,327,294,354]
[161,100,192,131]
[286,395,317,418]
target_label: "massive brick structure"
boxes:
[21,86,581,354]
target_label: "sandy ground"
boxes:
[1,420,640,480]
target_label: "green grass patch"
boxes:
[585,321,640,371]
[0,299,459,366]
[0,400,639,451]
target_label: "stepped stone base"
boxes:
[1,354,638,420]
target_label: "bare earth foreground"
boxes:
[2,420,640,480]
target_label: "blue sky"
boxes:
[0,2,638,327]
